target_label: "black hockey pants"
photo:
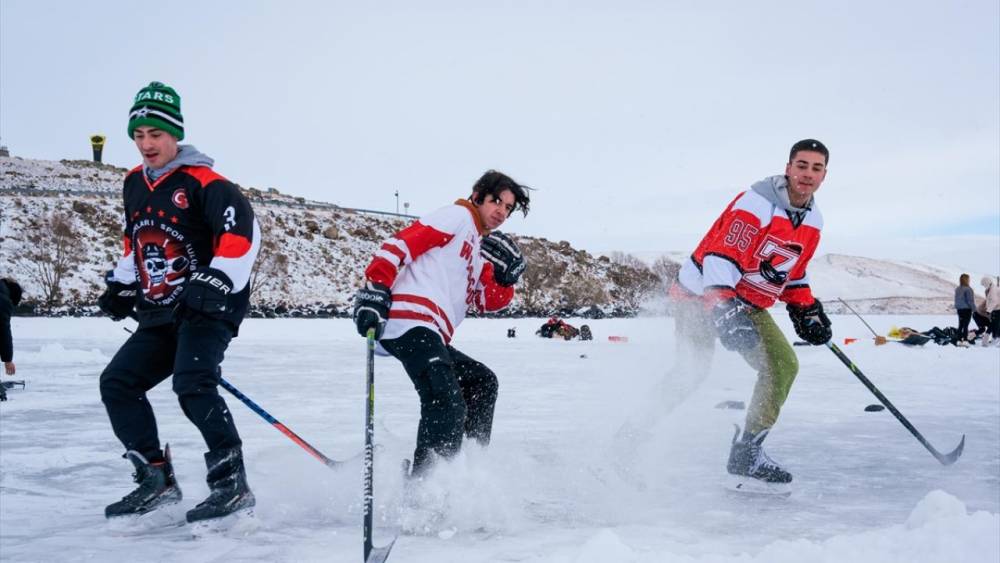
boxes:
[99,316,241,462]
[381,327,499,476]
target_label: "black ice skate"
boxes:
[726,426,792,495]
[105,445,182,518]
[185,446,255,524]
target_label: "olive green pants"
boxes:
[671,299,798,435]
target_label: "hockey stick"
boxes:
[119,314,347,469]
[826,342,965,465]
[837,298,879,337]
[364,328,396,563]
[217,376,347,469]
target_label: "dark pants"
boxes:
[381,327,499,476]
[973,311,991,336]
[99,317,241,462]
[957,309,972,340]
[991,311,1000,338]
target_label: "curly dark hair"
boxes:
[470,170,531,217]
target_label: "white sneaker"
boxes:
[983,335,993,347]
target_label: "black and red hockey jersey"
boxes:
[107,161,260,329]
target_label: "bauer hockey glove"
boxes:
[97,270,138,321]
[176,267,233,321]
[480,231,526,287]
[787,299,832,345]
[712,296,761,351]
[353,281,391,339]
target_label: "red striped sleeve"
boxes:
[366,258,399,287]
[214,232,253,258]
[396,221,454,262]
[478,263,515,312]
[779,286,815,307]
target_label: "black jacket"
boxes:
[0,281,13,363]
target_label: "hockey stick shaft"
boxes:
[363,327,395,563]
[364,328,375,561]
[836,298,879,337]
[218,376,343,469]
[119,314,344,469]
[826,342,964,465]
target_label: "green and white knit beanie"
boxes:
[127,81,184,140]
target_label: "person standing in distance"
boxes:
[668,139,833,490]
[353,170,530,478]
[97,81,260,523]
[0,278,23,402]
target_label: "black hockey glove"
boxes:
[353,281,391,339]
[176,267,233,321]
[480,231,526,287]
[712,297,761,351]
[97,271,138,321]
[787,299,832,345]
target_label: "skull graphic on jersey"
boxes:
[136,227,190,302]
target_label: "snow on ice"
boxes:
[0,315,997,562]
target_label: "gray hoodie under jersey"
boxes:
[144,145,214,182]
[750,175,815,227]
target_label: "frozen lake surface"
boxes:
[1,316,997,562]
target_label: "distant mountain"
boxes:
[0,155,969,316]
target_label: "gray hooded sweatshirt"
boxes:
[145,145,214,182]
[750,175,816,227]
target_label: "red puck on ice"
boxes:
[607,336,629,343]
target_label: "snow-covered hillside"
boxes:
[0,155,655,316]
[0,155,984,315]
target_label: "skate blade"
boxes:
[107,502,186,535]
[724,475,792,497]
[189,507,258,538]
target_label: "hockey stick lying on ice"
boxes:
[826,341,965,466]
[363,328,396,563]
[120,313,349,469]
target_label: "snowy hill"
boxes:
[0,155,656,316]
[0,154,975,315]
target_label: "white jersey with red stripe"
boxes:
[364,199,514,344]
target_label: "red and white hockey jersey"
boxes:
[364,199,514,344]
[677,176,823,309]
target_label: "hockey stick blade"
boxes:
[933,434,965,466]
[365,537,397,563]
[826,342,966,466]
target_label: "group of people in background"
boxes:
[955,274,1000,346]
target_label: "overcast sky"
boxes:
[2,0,998,274]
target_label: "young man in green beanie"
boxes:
[98,81,261,524]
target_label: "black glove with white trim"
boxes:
[353,281,391,338]
[177,267,233,321]
[97,270,138,321]
[787,299,832,345]
[712,296,760,351]
[480,231,526,287]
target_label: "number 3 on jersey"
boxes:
[223,206,236,231]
